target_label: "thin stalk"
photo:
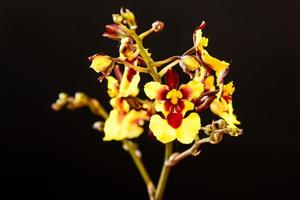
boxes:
[131,32,161,82]
[155,142,173,200]
[123,140,155,200]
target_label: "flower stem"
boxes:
[155,142,173,200]
[123,140,155,200]
[131,32,161,82]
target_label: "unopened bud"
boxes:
[89,54,113,73]
[180,55,201,71]
[152,21,164,32]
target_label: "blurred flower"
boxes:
[103,66,147,141]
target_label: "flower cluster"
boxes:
[83,9,242,144]
[52,8,243,199]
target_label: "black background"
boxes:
[1,0,300,199]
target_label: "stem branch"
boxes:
[123,140,156,200]
[155,142,173,200]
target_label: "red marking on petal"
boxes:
[167,112,183,129]
[157,87,168,100]
[180,86,193,100]
[164,100,172,111]
[126,68,137,82]
[165,100,185,114]
[166,69,179,89]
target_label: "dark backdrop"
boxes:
[1,0,300,199]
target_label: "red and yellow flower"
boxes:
[103,66,149,141]
[144,69,204,144]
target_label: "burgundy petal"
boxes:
[165,69,179,89]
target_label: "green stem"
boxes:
[150,56,180,68]
[131,33,161,82]
[155,142,173,200]
[123,140,155,200]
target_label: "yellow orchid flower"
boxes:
[193,23,229,84]
[144,69,204,144]
[210,82,240,129]
[104,108,149,141]
[102,63,146,141]
[106,67,140,98]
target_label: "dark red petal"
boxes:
[126,68,137,82]
[167,112,183,129]
[180,86,193,100]
[165,69,179,89]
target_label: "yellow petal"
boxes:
[106,76,119,97]
[195,29,208,51]
[89,55,112,73]
[176,113,201,144]
[144,82,168,100]
[180,80,204,99]
[182,100,194,115]
[119,67,140,97]
[210,99,228,116]
[180,55,201,71]
[154,102,168,117]
[149,114,176,143]
[121,110,148,139]
[223,81,235,96]
[204,75,215,91]
[103,109,122,141]
[201,50,229,72]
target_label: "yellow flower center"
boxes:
[166,89,183,104]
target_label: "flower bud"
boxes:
[152,21,164,32]
[89,54,113,73]
[180,55,201,72]
[102,24,130,40]
[210,130,223,144]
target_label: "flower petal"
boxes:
[165,69,179,89]
[176,113,201,144]
[119,67,140,97]
[106,76,119,97]
[182,100,194,115]
[180,80,204,100]
[149,114,176,143]
[180,55,201,72]
[201,49,229,72]
[144,82,168,100]
[103,109,122,141]
[122,110,148,139]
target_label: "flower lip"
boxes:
[167,112,183,129]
